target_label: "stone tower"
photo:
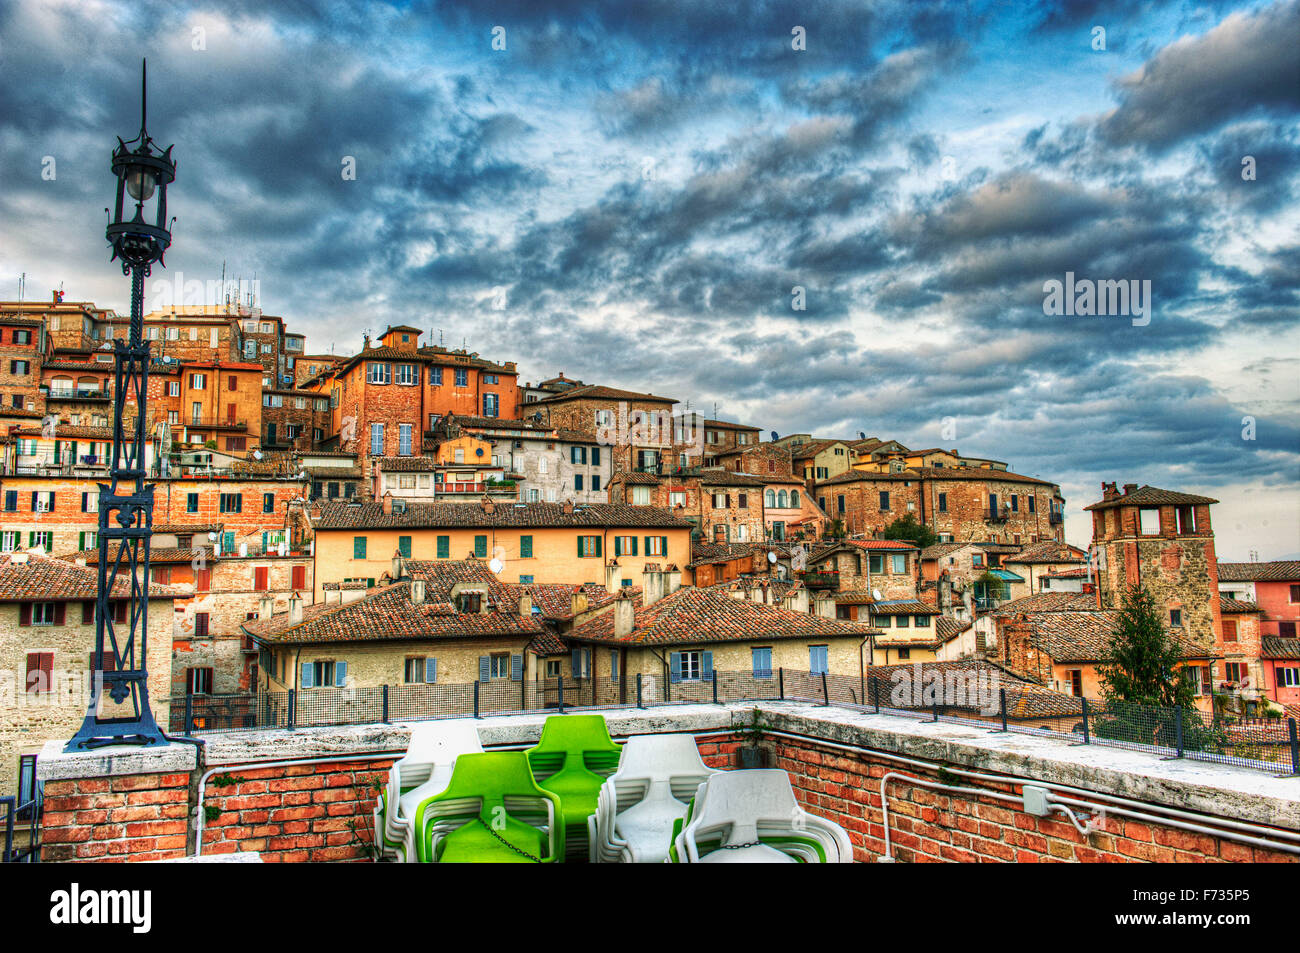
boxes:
[1084,483,1222,646]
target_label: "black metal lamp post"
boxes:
[68,60,175,750]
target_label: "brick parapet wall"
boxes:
[40,771,192,862]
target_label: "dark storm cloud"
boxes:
[1099,0,1300,150]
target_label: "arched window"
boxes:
[777,490,788,508]
[765,489,776,507]
[789,489,800,507]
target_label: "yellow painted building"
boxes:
[310,499,693,598]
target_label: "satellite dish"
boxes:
[253,450,263,460]
[770,431,779,442]
[767,551,777,564]
[858,431,866,440]
[475,447,484,456]
[871,588,883,602]
[489,557,504,574]
[207,531,218,542]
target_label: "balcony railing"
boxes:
[1049,510,1064,525]
[985,507,1009,524]
[46,388,111,401]
[184,418,247,431]
[798,568,840,590]
[435,481,486,494]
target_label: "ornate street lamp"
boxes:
[68,60,175,750]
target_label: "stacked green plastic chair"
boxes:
[669,769,853,863]
[411,751,564,863]
[526,715,622,859]
[373,721,483,862]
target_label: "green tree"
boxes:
[881,512,938,550]
[1093,585,1224,753]
[827,518,847,539]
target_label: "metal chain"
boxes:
[475,816,543,863]
[716,841,763,850]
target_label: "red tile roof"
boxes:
[1216,561,1300,582]
[1084,485,1219,511]
[0,553,181,600]
[313,500,694,530]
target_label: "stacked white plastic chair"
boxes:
[373,721,484,862]
[588,733,719,863]
[671,769,853,863]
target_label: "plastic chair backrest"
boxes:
[688,770,798,847]
[527,714,620,777]
[615,733,709,781]
[404,720,483,764]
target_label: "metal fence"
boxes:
[1,794,41,864]
[167,667,1300,777]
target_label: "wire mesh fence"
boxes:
[166,666,1300,776]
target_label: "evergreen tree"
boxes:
[881,512,938,550]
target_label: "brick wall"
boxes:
[756,733,1297,863]
[41,771,191,862]
[201,757,395,861]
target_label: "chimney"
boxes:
[641,562,663,607]
[392,549,405,581]
[518,591,532,617]
[570,587,589,618]
[482,496,495,515]
[1122,483,1138,496]
[382,491,393,515]
[258,594,274,620]
[605,559,621,595]
[363,333,371,350]
[1101,482,1119,502]
[411,578,426,604]
[562,498,575,515]
[613,590,636,638]
[664,563,682,595]
[288,591,303,625]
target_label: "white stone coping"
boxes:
[36,740,199,782]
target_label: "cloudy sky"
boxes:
[2,0,1297,557]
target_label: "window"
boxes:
[1291,584,1300,604]
[399,424,413,456]
[429,367,443,386]
[1010,495,1019,512]
[1170,609,1182,627]
[483,393,499,417]
[354,537,367,559]
[591,475,601,492]
[219,492,242,513]
[459,592,484,613]
[26,652,54,693]
[1027,496,1036,513]
[937,492,947,512]
[520,535,533,558]
[367,362,391,384]
[752,647,773,679]
[738,493,748,508]
[302,660,344,689]
[31,602,58,625]
[895,614,910,628]
[437,536,450,559]
[466,534,484,559]
[809,645,829,675]
[591,447,600,466]
[574,474,584,491]
[396,364,417,385]
[669,491,686,508]
[370,423,385,455]
[454,368,468,387]
[1225,662,1246,684]
[291,565,306,591]
[1,531,19,552]
[1222,619,1238,641]
[675,651,703,681]
[189,372,206,390]
[9,360,30,375]
[594,409,614,428]
[405,657,436,684]
[168,381,180,397]
[1139,508,1160,535]
[254,567,269,592]
[196,568,211,592]
[632,486,652,505]
[914,615,930,627]
[614,536,638,557]
[645,536,667,557]
[263,492,275,514]
[1280,668,1300,688]
[578,535,602,557]
[186,667,214,695]
[489,653,511,679]
[972,552,984,567]
[186,492,199,513]
[31,491,55,512]
[891,554,907,574]
[194,613,210,638]
[398,536,412,558]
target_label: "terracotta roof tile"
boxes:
[1084,485,1219,511]
[313,500,693,530]
[0,552,180,600]
[1216,561,1300,582]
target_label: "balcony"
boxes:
[1049,510,1064,525]
[435,481,487,494]
[798,568,840,590]
[46,388,111,402]
[985,507,1009,524]
[184,418,248,431]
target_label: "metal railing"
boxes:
[167,668,1300,777]
[1,794,41,864]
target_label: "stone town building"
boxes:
[260,388,332,451]
[244,557,549,698]
[803,539,920,604]
[814,468,1065,544]
[1085,483,1223,648]
[529,384,678,476]
[1001,541,1089,600]
[435,415,609,505]
[310,498,694,595]
[0,551,177,796]
[0,315,46,418]
[323,326,520,470]
[174,360,264,453]
[606,467,766,544]
[1216,561,1300,640]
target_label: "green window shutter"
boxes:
[354,536,367,559]
[594,536,602,558]
[702,651,713,678]
[630,537,638,556]
[520,535,532,558]
[614,536,622,557]
[78,531,85,549]
[578,536,585,558]
[399,536,411,558]
[511,654,523,681]
[669,652,682,683]
[437,535,449,559]
[474,535,487,558]
[644,535,652,555]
